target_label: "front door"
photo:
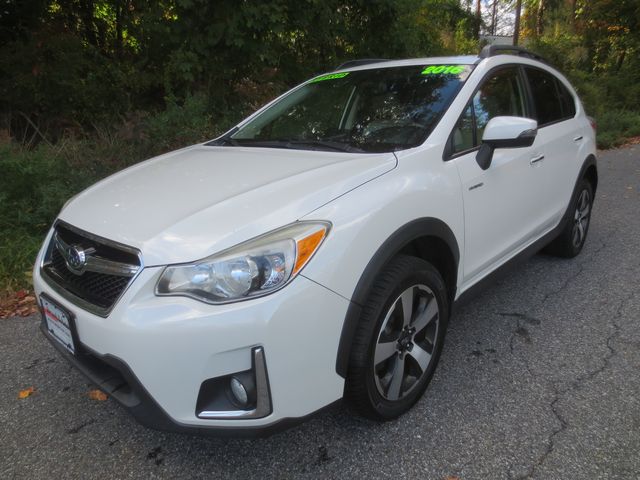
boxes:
[448,66,543,286]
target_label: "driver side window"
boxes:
[450,67,528,156]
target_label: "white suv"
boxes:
[34,46,597,436]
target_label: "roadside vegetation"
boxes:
[1,0,639,296]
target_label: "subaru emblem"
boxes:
[66,245,87,271]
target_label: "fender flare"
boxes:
[561,154,598,225]
[335,217,460,378]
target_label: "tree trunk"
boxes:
[616,49,626,71]
[491,0,498,36]
[115,0,123,57]
[513,0,522,45]
[569,0,577,31]
[536,0,546,36]
[81,0,97,46]
[475,0,481,38]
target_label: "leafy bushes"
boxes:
[0,33,132,139]
[144,94,226,152]
[595,111,640,149]
[0,144,77,289]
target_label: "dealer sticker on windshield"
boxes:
[309,72,350,83]
[421,65,467,75]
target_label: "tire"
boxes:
[545,178,594,258]
[345,254,449,420]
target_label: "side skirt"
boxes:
[452,220,565,312]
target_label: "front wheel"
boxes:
[545,178,593,258]
[345,255,449,420]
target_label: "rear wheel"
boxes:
[545,178,593,258]
[345,255,449,420]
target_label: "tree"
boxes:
[514,0,522,45]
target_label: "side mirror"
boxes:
[476,116,538,170]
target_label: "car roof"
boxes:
[337,56,480,72]
[336,46,552,73]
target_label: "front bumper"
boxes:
[33,253,350,436]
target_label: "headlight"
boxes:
[155,221,330,304]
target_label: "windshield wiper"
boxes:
[205,127,240,147]
[207,137,240,147]
[208,137,365,153]
[283,140,365,153]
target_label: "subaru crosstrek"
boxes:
[34,46,597,436]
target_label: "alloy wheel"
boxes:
[373,284,439,401]
[572,189,591,248]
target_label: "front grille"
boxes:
[41,222,142,316]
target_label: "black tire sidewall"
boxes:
[567,180,594,256]
[349,256,449,420]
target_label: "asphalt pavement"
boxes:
[1,146,639,479]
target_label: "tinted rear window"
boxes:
[556,78,576,118]
[525,67,573,126]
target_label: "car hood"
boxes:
[59,145,396,265]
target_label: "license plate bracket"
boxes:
[40,293,79,355]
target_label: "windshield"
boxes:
[213,64,474,153]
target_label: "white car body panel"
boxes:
[302,144,465,301]
[33,52,597,433]
[454,142,547,283]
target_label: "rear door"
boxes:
[523,67,582,223]
[448,66,543,285]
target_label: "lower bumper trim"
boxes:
[40,322,338,438]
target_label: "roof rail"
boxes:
[335,59,389,70]
[479,45,549,64]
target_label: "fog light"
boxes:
[230,377,249,407]
[196,347,269,419]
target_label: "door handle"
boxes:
[530,154,545,165]
[573,135,583,142]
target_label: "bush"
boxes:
[595,110,640,149]
[0,144,77,289]
[0,145,76,234]
[0,32,132,138]
[144,94,225,152]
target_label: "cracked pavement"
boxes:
[1,146,639,479]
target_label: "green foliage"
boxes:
[0,32,132,135]
[0,233,43,292]
[0,145,77,235]
[0,0,477,137]
[595,111,640,149]
[0,144,80,289]
[144,94,223,152]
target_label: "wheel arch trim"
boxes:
[582,153,598,194]
[335,217,460,378]
[562,154,598,225]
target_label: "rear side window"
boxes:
[555,79,576,118]
[525,67,574,126]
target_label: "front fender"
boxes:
[300,150,464,377]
